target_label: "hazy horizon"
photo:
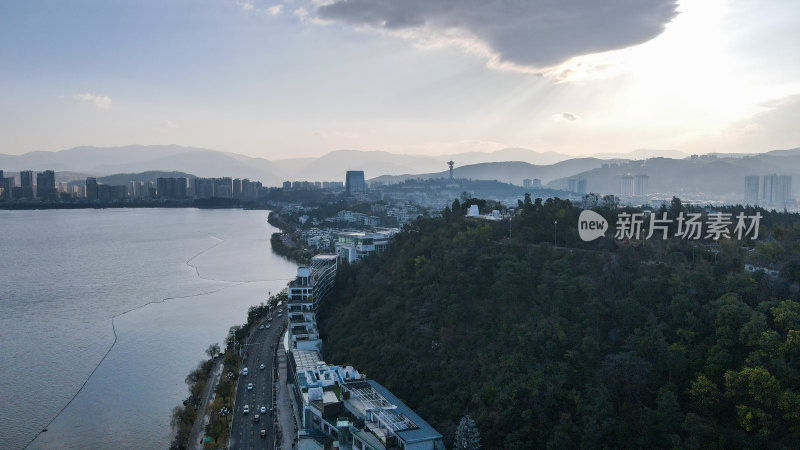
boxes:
[0,142,793,161]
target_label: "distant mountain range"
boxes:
[370,158,607,185]
[548,149,800,201]
[0,145,691,186]
[1,145,799,201]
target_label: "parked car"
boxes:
[243,405,249,414]
[247,383,253,390]
[266,324,271,329]
[259,324,264,330]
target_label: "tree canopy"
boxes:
[318,197,800,448]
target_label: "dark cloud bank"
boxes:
[317,0,679,68]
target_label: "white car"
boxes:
[260,406,267,414]
[266,324,271,329]
[242,368,248,376]
[247,383,253,390]
[259,325,264,330]
[259,364,265,370]
[243,405,249,414]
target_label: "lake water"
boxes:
[0,208,297,449]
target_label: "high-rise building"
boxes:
[194,178,214,199]
[568,179,577,193]
[36,170,56,200]
[192,177,233,199]
[620,175,634,197]
[532,179,542,188]
[157,177,188,199]
[775,175,792,207]
[523,179,532,188]
[311,254,337,310]
[213,177,233,198]
[759,174,793,206]
[233,178,242,198]
[240,179,261,201]
[577,178,588,194]
[20,170,34,198]
[744,175,760,205]
[85,177,98,201]
[282,181,292,190]
[761,175,775,205]
[345,170,366,195]
[634,174,649,197]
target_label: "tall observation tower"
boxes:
[447,161,454,180]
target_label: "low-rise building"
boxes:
[287,355,444,450]
[335,230,398,263]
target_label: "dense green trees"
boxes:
[318,197,800,448]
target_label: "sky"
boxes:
[0,0,799,159]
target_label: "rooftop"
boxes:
[311,254,338,261]
[343,380,442,444]
[292,349,323,372]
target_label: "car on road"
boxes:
[254,414,260,422]
[247,383,253,390]
[266,324,271,329]
[260,429,266,438]
[259,324,264,330]
[242,368,248,376]
[268,315,272,321]
[260,406,266,414]
[243,405,249,414]
[259,364,265,370]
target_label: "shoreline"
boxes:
[0,199,258,210]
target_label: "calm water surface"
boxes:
[0,208,296,449]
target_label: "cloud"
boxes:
[160,120,177,129]
[294,7,310,20]
[72,93,112,110]
[553,112,580,122]
[238,1,284,17]
[314,0,678,73]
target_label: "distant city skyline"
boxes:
[1,0,799,159]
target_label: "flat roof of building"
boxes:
[368,381,442,444]
[311,254,338,261]
[343,380,442,444]
[292,349,323,372]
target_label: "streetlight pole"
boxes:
[554,220,558,247]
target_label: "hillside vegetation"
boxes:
[318,196,800,448]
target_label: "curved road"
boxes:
[229,312,285,449]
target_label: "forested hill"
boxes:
[318,197,800,449]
